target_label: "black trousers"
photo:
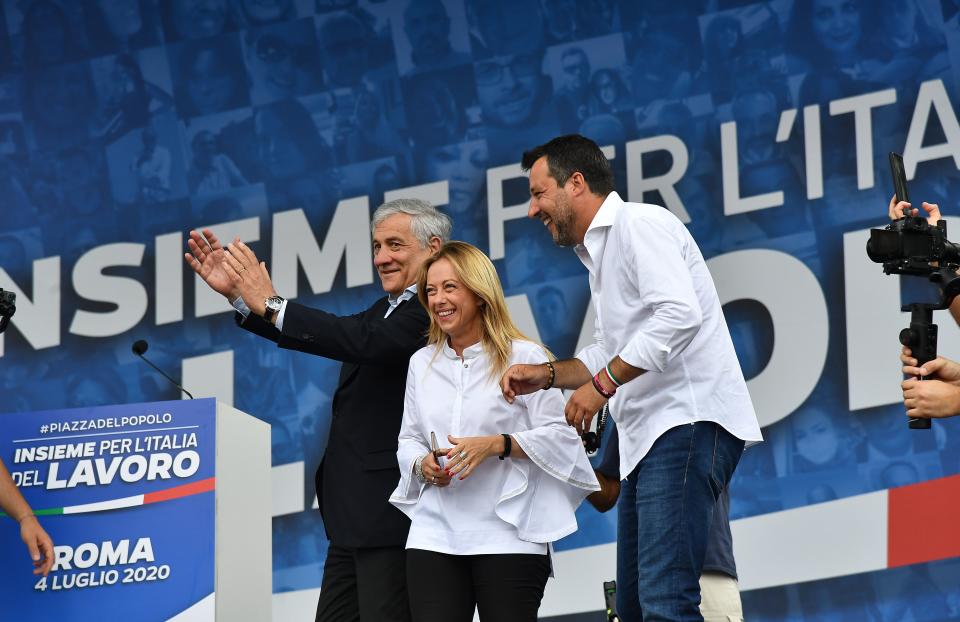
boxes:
[406,549,551,622]
[315,544,411,622]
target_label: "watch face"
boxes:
[266,296,283,311]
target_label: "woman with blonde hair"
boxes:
[390,241,598,621]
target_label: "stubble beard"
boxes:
[551,193,577,247]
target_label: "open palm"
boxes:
[184,228,237,299]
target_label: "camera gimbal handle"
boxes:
[900,303,937,429]
[899,269,960,429]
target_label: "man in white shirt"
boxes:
[501,134,762,622]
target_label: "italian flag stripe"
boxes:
[887,473,960,568]
[143,477,215,504]
[5,477,216,517]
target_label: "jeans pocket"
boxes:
[710,425,745,492]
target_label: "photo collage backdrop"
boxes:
[2,0,960,619]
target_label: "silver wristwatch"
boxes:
[263,295,284,322]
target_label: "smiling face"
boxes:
[811,0,861,59]
[246,26,315,101]
[425,257,483,346]
[527,156,578,246]
[372,213,435,296]
[475,54,542,127]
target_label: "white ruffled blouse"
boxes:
[390,339,599,556]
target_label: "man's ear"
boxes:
[569,171,586,195]
[428,236,443,253]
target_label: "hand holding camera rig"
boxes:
[866,153,960,429]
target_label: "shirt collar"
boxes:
[441,339,484,360]
[575,191,623,261]
[387,283,418,308]
[585,191,622,236]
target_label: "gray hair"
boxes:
[371,198,452,248]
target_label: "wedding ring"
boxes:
[238,266,246,274]
[459,451,467,459]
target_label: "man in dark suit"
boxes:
[184,199,451,622]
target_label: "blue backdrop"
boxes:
[2,0,960,619]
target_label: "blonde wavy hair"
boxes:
[417,241,546,378]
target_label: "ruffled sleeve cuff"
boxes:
[494,435,599,544]
[389,445,426,519]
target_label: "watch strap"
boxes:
[263,296,284,322]
[499,433,512,460]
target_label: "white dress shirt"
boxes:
[574,192,763,480]
[390,339,599,556]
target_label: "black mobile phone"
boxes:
[889,152,910,207]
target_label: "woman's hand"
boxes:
[444,435,504,480]
[421,452,451,487]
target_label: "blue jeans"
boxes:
[616,422,744,622]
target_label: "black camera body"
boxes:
[582,403,609,455]
[867,215,960,278]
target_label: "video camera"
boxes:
[0,288,14,334]
[866,214,960,278]
[866,153,960,429]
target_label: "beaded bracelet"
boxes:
[544,361,556,390]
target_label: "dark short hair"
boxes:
[521,134,614,197]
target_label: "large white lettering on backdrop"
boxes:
[3,81,960,423]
